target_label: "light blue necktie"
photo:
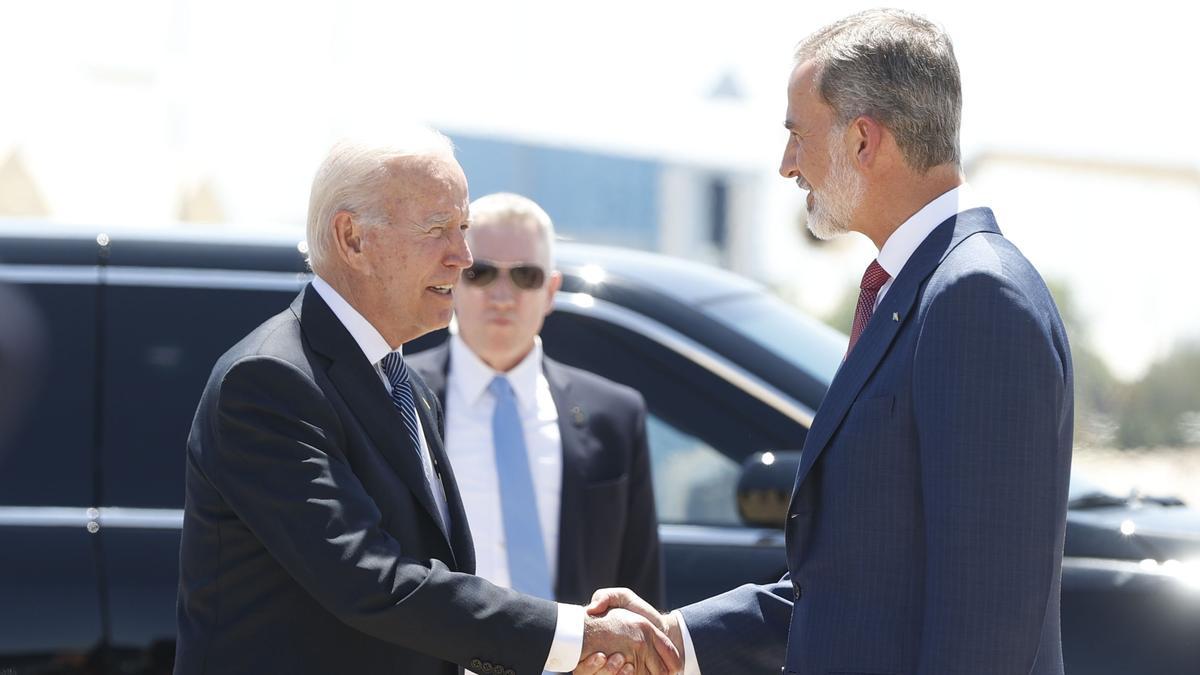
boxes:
[489,376,554,601]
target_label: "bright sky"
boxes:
[1,0,1197,379]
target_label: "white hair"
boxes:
[468,192,557,267]
[305,127,455,273]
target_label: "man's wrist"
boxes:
[671,610,700,675]
[661,611,683,656]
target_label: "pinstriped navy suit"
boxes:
[679,208,1074,675]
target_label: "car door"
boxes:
[0,245,106,673]
[95,253,306,674]
[540,294,802,607]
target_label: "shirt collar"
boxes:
[311,275,399,367]
[449,333,543,412]
[876,183,982,280]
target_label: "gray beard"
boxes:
[805,133,864,240]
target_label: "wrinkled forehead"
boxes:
[467,217,551,267]
[379,154,469,215]
[385,153,464,191]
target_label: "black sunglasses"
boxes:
[462,261,547,290]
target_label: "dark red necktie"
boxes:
[846,260,891,357]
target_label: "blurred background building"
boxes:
[2,0,1198,491]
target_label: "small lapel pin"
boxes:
[892,312,900,322]
[571,406,586,426]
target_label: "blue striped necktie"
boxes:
[489,376,554,601]
[380,353,424,461]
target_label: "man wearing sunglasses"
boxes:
[410,193,664,659]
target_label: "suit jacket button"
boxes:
[505,670,516,675]
[470,659,483,670]
[792,583,802,600]
[481,662,493,673]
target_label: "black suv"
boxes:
[2,224,1198,675]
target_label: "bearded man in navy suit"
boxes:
[582,9,1074,675]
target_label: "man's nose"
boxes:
[777,135,796,178]
[779,142,798,179]
[487,277,517,308]
[447,227,472,269]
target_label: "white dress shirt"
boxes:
[673,183,985,675]
[445,333,563,589]
[311,276,451,529]
[444,333,584,673]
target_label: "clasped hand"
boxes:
[573,589,684,675]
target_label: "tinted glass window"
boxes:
[0,281,96,506]
[540,308,802,527]
[646,415,739,526]
[702,292,846,384]
[101,282,300,508]
[0,278,103,671]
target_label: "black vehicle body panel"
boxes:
[1,226,1198,674]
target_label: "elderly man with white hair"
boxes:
[174,129,681,675]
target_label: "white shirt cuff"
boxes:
[543,603,586,673]
[673,610,702,675]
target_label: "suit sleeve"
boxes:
[676,578,793,675]
[200,355,558,674]
[911,271,1071,674]
[617,395,666,608]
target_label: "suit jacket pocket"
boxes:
[845,394,894,421]
[826,394,899,478]
[584,474,630,503]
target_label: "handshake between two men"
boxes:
[577,589,681,675]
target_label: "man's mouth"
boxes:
[427,284,454,295]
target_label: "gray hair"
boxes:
[468,192,557,267]
[305,127,455,273]
[796,8,961,172]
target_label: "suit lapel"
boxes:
[544,358,589,603]
[410,373,473,572]
[790,208,1002,495]
[295,286,453,553]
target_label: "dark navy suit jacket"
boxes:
[680,208,1074,675]
[175,285,558,675]
[409,343,665,608]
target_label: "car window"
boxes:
[702,292,847,384]
[540,307,802,528]
[646,414,740,526]
[0,281,96,506]
[101,283,300,508]
[0,277,105,671]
